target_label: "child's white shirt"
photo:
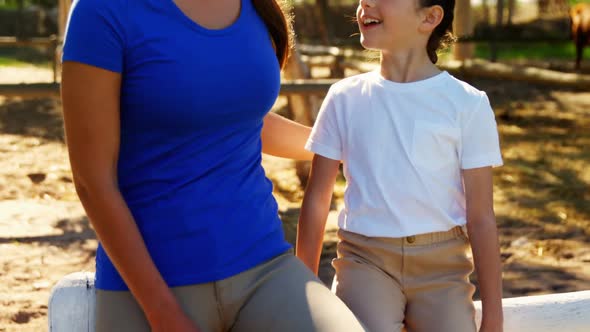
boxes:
[305,70,503,238]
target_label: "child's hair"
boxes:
[418,0,456,64]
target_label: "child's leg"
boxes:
[332,229,406,332]
[403,228,477,332]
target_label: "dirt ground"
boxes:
[1,67,589,331]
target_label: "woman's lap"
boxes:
[96,253,366,332]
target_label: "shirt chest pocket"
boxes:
[411,122,460,171]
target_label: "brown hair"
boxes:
[418,0,456,63]
[252,0,293,69]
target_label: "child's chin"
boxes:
[360,37,379,51]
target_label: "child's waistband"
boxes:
[338,226,468,247]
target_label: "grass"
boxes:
[435,41,586,63]
[0,56,35,67]
[474,42,585,61]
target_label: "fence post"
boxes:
[48,272,96,332]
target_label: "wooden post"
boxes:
[58,0,71,38]
[51,35,59,83]
[453,0,474,61]
[283,47,322,187]
[55,0,72,82]
[284,48,315,126]
[49,272,96,332]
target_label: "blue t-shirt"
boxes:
[63,0,291,290]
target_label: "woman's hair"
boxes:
[418,0,456,64]
[252,0,293,69]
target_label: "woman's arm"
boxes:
[296,155,341,274]
[261,112,313,161]
[463,167,504,332]
[61,62,199,332]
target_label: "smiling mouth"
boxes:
[361,18,382,27]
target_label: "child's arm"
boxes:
[296,154,341,274]
[463,167,504,332]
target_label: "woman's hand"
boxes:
[150,308,202,332]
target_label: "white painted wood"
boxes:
[474,291,590,332]
[48,272,96,332]
[49,272,590,332]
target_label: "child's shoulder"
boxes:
[443,74,488,105]
[328,72,377,96]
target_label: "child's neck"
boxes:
[379,49,441,83]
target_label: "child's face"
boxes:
[356,0,425,52]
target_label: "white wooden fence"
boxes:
[49,272,590,332]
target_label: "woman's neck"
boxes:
[379,48,441,83]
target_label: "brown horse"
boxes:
[571,4,590,70]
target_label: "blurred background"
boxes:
[0,0,589,330]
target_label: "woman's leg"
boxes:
[96,290,150,332]
[96,282,223,332]
[227,253,367,332]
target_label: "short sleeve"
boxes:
[62,0,126,73]
[305,87,342,161]
[460,93,503,169]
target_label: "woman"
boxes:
[61,0,367,331]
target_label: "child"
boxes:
[296,0,504,331]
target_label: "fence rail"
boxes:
[0,35,61,83]
[0,83,60,98]
[48,272,590,332]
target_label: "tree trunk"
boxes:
[16,0,24,38]
[316,0,331,45]
[453,0,474,61]
[496,0,505,26]
[507,0,516,25]
[490,0,505,62]
[482,0,490,25]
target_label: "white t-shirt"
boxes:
[305,70,503,238]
